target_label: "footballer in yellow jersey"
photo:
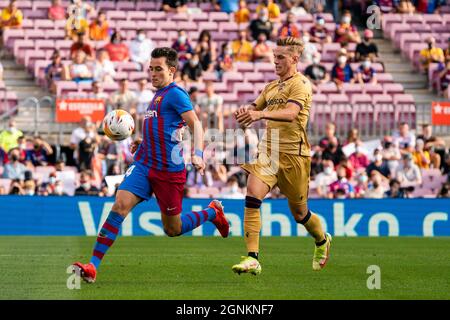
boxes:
[233,37,332,275]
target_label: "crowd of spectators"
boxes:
[0,0,449,198]
[1,116,449,199]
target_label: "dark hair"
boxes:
[198,30,211,43]
[151,47,179,69]
[110,31,121,43]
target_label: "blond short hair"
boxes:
[276,37,304,57]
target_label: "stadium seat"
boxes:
[96,0,115,11]
[364,83,384,95]
[317,82,339,94]
[107,10,127,21]
[383,83,404,95]
[209,12,230,22]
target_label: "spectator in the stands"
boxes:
[412,139,431,169]
[364,172,386,199]
[301,31,318,65]
[66,0,93,40]
[0,61,3,80]
[419,36,444,72]
[231,29,253,62]
[415,0,445,13]
[234,0,250,24]
[135,78,154,116]
[319,122,340,150]
[45,50,64,94]
[88,80,109,101]
[384,178,406,198]
[181,53,203,82]
[104,30,130,62]
[195,30,217,72]
[216,176,245,199]
[65,49,93,84]
[0,118,22,152]
[78,122,97,171]
[278,10,300,39]
[355,29,379,62]
[75,170,100,196]
[130,29,154,71]
[438,59,450,96]
[0,0,23,30]
[16,136,26,162]
[355,57,377,84]
[344,128,363,146]
[381,135,402,174]
[417,123,445,169]
[354,171,369,198]
[309,15,332,44]
[349,145,370,171]
[89,10,110,42]
[70,32,94,60]
[110,79,137,114]
[339,42,355,62]
[256,0,281,22]
[0,145,8,166]
[216,42,234,81]
[304,52,329,86]
[93,49,116,83]
[2,148,27,180]
[188,86,200,116]
[162,0,187,13]
[48,0,66,21]
[197,80,224,132]
[374,0,397,13]
[253,33,274,63]
[396,0,416,13]
[70,116,93,164]
[331,52,354,89]
[393,122,416,155]
[23,179,36,196]
[249,7,274,41]
[328,166,355,199]
[50,179,68,196]
[396,152,422,187]
[322,136,346,166]
[367,148,391,180]
[334,10,360,44]
[314,159,337,198]
[172,29,193,65]
[0,185,6,195]
[25,136,53,167]
[444,37,450,63]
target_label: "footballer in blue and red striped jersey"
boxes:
[72,47,229,283]
[134,82,190,172]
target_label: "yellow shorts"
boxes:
[241,152,311,205]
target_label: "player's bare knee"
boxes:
[290,204,310,224]
[163,226,181,237]
[112,200,131,217]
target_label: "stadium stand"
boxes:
[0,0,448,200]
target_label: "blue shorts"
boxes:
[118,162,187,215]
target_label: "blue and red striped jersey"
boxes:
[134,82,192,172]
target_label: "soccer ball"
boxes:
[102,110,135,141]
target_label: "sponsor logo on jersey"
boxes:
[267,98,285,106]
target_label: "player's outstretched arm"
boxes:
[181,110,206,175]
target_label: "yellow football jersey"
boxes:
[253,72,312,156]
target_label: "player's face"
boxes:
[149,57,175,89]
[273,46,298,78]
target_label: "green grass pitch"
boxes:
[0,236,449,300]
